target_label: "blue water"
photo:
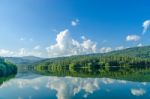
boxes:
[0,73,150,99]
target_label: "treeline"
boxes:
[105,46,150,58]
[0,57,17,76]
[34,55,150,73]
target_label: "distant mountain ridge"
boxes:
[5,56,44,66]
[33,46,150,64]
[4,46,150,66]
[33,46,150,77]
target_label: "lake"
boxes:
[0,70,150,99]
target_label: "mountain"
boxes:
[33,46,150,65]
[19,56,43,62]
[5,46,150,68]
[33,46,150,72]
[33,46,150,78]
[5,56,44,66]
[104,46,150,58]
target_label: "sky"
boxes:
[0,0,150,57]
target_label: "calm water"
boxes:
[0,72,150,99]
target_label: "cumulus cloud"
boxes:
[131,88,146,96]
[100,47,112,53]
[142,20,150,34]
[34,45,41,50]
[0,48,43,57]
[0,49,14,57]
[46,29,97,57]
[18,48,42,57]
[137,43,143,47]
[126,35,140,42]
[71,19,79,26]
[115,46,124,50]
[18,48,26,56]
[1,30,123,57]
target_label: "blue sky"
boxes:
[0,0,150,57]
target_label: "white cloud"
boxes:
[131,88,146,96]
[0,48,43,57]
[137,43,143,47]
[126,35,140,42]
[34,45,41,50]
[142,20,150,34]
[0,49,14,57]
[2,48,42,57]
[18,48,26,56]
[115,46,124,50]
[71,19,79,26]
[18,48,42,57]
[46,29,97,57]
[100,47,112,53]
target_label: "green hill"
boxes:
[33,46,150,75]
[104,46,150,58]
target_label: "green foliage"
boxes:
[0,57,17,76]
[34,55,150,72]
[33,46,150,82]
[105,46,150,58]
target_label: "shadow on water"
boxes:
[0,75,16,86]
[33,66,150,82]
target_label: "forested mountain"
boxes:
[0,57,17,76]
[105,46,150,58]
[33,46,150,74]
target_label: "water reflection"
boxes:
[46,77,100,99]
[131,88,146,96]
[0,75,15,86]
[0,73,150,99]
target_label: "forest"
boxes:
[34,55,150,75]
[34,46,150,73]
[0,57,17,77]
